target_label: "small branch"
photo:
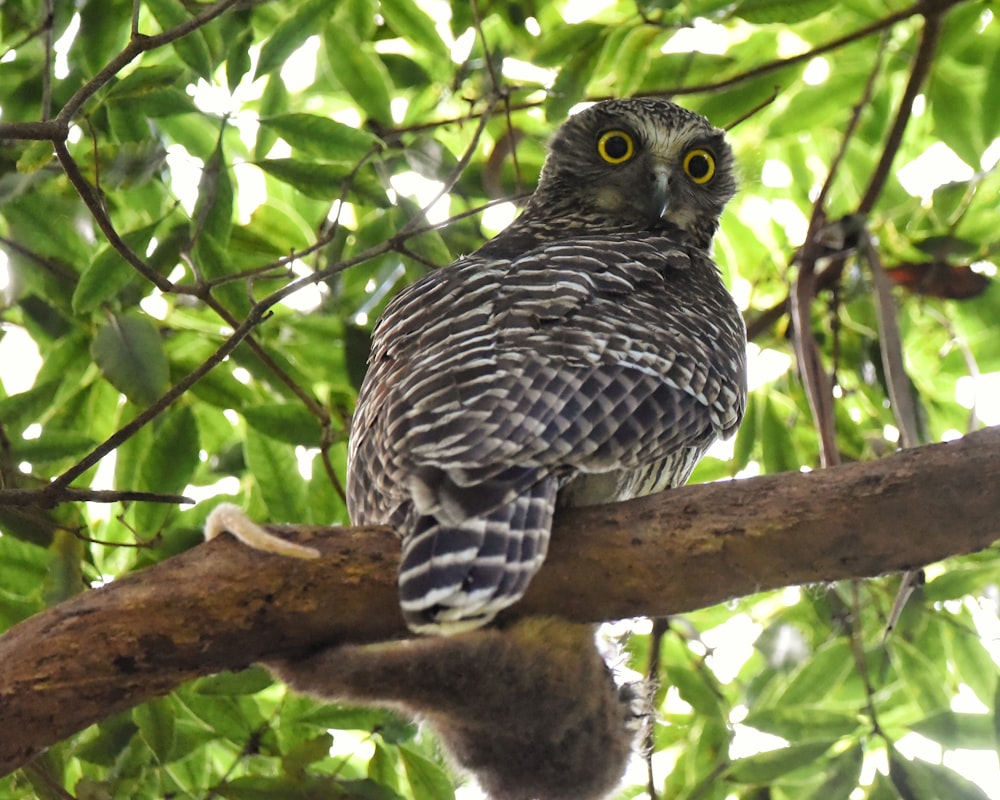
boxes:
[0,488,194,508]
[789,34,888,468]
[0,0,239,141]
[56,0,240,126]
[52,140,175,293]
[41,0,54,121]
[791,265,839,467]
[857,8,944,215]
[745,4,949,342]
[1,426,998,775]
[49,303,269,491]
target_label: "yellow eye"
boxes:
[597,130,634,164]
[683,148,715,184]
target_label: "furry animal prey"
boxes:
[206,98,746,800]
[270,617,638,800]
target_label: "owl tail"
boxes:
[397,476,558,634]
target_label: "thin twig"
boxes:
[41,0,54,121]
[644,618,670,800]
[857,9,945,215]
[48,305,269,491]
[0,0,239,141]
[52,140,176,293]
[0,488,194,507]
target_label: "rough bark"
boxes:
[1,426,998,775]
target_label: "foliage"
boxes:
[1,0,998,798]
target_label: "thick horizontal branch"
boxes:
[1,426,998,774]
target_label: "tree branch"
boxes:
[1,426,998,775]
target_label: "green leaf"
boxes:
[139,404,200,495]
[369,740,401,793]
[379,0,448,60]
[600,26,663,98]
[254,75,288,159]
[16,140,53,173]
[546,33,605,121]
[144,0,213,78]
[324,25,394,125]
[0,380,65,432]
[73,224,157,314]
[743,707,861,741]
[734,0,831,24]
[805,745,864,800]
[191,129,234,247]
[8,430,96,463]
[983,46,1000,148]
[242,403,322,446]
[889,749,992,800]
[134,697,176,763]
[761,395,798,474]
[944,621,999,707]
[399,744,455,800]
[258,113,380,160]
[776,638,854,706]
[928,66,985,168]
[727,740,835,784]
[195,667,274,696]
[107,65,185,99]
[91,313,170,406]
[244,429,306,523]
[254,158,353,198]
[665,650,724,717]
[283,733,334,774]
[892,638,954,713]
[254,0,330,79]
[226,23,255,92]
[77,0,130,74]
[910,710,997,750]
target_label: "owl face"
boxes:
[538,99,737,246]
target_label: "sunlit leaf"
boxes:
[379,0,449,61]
[254,158,353,198]
[324,25,394,125]
[727,740,835,783]
[258,114,380,160]
[734,0,832,24]
[399,745,455,800]
[254,0,331,79]
[134,697,176,763]
[244,429,307,522]
[242,403,322,445]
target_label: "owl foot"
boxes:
[203,502,319,559]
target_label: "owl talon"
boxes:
[204,502,320,560]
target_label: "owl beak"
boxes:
[652,164,671,219]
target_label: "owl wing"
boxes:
[348,232,745,631]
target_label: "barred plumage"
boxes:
[348,99,747,633]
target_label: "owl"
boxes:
[348,98,747,634]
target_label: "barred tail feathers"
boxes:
[397,476,558,634]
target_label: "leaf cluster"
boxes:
[1,0,998,797]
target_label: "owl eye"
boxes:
[597,130,635,164]
[683,149,716,184]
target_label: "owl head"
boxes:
[527,98,737,249]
